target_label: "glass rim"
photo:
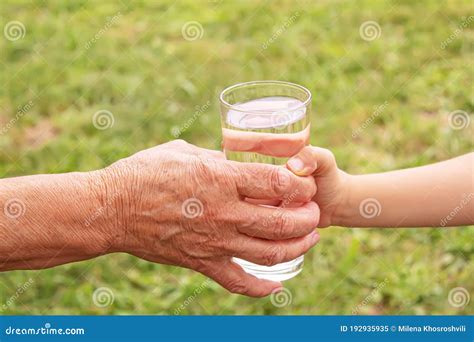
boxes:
[219,80,312,114]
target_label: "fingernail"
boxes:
[287,157,304,172]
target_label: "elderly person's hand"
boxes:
[0,140,320,297]
[102,140,319,296]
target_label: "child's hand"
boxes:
[287,149,473,228]
[286,146,350,227]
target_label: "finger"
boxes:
[235,163,317,201]
[227,231,320,267]
[286,146,336,177]
[161,140,225,159]
[280,201,304,208]
[160,139,193,150]
[186,149,226,160]
[201,149,226,159]
[286,146,318,176]
[244,198,281,206]
[201,259,282,297]
[235,201,320,239]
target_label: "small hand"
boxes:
[286,146,349,227]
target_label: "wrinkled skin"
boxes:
[103,140,320,297]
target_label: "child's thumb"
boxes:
[286,146,318,176]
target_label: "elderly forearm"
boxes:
[0,171,117,271]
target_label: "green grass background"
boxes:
[0,0,473,315]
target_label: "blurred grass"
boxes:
[0,0,473,315]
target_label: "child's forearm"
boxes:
[332,153,474,227]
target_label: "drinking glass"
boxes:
[219,80,312,281]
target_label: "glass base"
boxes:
[233,256,304,282]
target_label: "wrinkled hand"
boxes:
[287,146,349,227]
[102,140,320,297]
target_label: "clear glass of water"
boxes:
[219,80,312,281]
